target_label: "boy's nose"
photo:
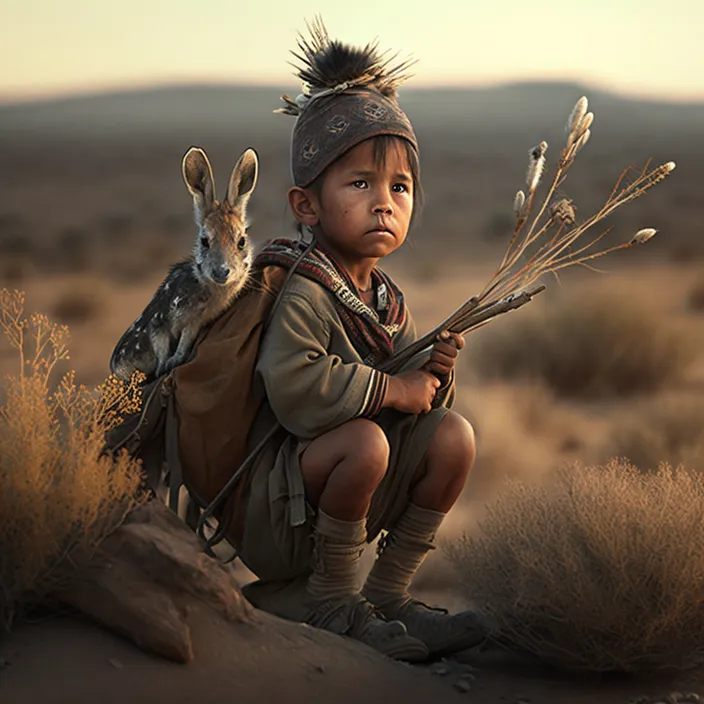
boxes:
[373,203,393,215]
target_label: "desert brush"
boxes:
[0,289,146,629]
[445,460,704,672]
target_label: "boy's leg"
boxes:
[299,418,428,662]
[361,410,485,656]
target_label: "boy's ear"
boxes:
[287,187,320,227]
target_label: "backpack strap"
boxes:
[165,388,182,513]
[263,236,316,328]
[195,237,317,556]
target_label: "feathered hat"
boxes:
[276,18,419,188]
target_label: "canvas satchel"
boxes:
[103,264,287,511]
[172,264,287,510]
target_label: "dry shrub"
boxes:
[0,256,36,286]
[471,292,695,398]
[53,226,92,273]
[0,289,146,629]
[608,396,704,472]
[50,278,108,325]
[445,460,704,672]
[687,275,704,312]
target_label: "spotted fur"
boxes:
[110,147,258,382]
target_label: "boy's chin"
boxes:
[361,233,405,257]
[359,242,400,259]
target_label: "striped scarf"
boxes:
[255,238,407,367]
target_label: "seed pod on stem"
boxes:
[514,190,526,219]
[527,141,548,192]
[579,112,594,135]
[630,228,657,244]
[574,129,591,154]
[566,96,588,146]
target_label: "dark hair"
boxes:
[306,134,424,227]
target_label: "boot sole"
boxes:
[426,629,486,659]
[377,637,430,663]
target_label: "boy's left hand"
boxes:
[425,330,464,377]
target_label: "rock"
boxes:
[55,500,253,663]
[679,696,701,704]
[630,697,650,704]
[430,663,450,676]
[460,672,475,681]
[453,679,471,693]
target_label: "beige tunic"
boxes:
[236,271,455,592]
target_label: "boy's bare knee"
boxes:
[432,411,476,467]
[343,419,390,480]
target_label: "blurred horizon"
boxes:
[2,0,701,104]
[3,78,704,110]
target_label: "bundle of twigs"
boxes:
[379,96,676,375]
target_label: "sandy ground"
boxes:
[2,601,704,704]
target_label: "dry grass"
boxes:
[445,459,704,672]
[0,289,146,629]
[607,396,704,472]
[470,291,696,398]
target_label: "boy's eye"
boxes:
[352,180,368,189]
[392,183,409,193]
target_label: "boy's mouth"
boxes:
[366,225,395,237]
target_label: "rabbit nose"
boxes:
[213,266,230,284]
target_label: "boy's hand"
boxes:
[425,330,465,377]
[383,370,441,414]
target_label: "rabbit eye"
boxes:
[237,236,247,251]
[200,236,210,249]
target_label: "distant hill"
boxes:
[2,82,703,140]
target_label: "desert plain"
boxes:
[1,83,704,703]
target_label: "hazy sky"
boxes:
[2,0,701,102]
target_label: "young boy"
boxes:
[237,23,483,662]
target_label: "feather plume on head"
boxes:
[275,17,416,117]
[276,17,420,188]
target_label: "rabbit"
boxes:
[110,146,258,382]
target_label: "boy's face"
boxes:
[307,139,414,263]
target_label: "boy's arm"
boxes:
[257,292,388,438]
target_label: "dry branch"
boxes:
[379,286,546,374]
[384,96,675,371]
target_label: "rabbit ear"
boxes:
[182,147,216,226]
[226,148,259,211]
